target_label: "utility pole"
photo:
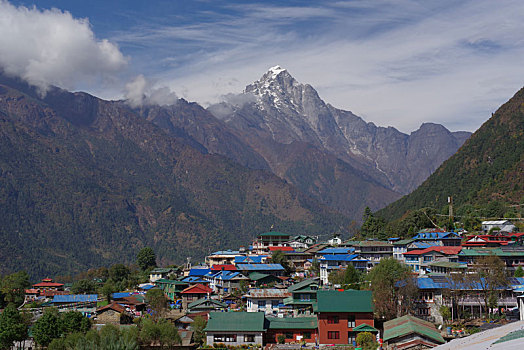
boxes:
[448,196,454,230]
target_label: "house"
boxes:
[315,290,375,345]
[248,272,281,287]
[265,316,318,344]
[482,220,515,233]
[206,271,249,295]
[244,288,291,315]
[154,279,189,301]
[427,261,467,275]
[187,267,211,277]
[205,312,266,346]
[288,236,314,249]
[51,294,98,314]
[383,315,445,349]
[180,284,213,310]
[206,250,242,266]
[117,296,146,316]
[187,298,228,314]
[236,263,285,276]
[459,247,524,273]
[412,231,461,246]
[354,240,393,267]
[253,232,291,254]
[328,234,342,246]
[283,251,314,277]
[283,278,320,316]
[32,278,64,293]
[392,239,415,262]
[234,255,268,265]
[319,255,368,284]
[95,302,133,325]
[403,246,462,274]
[149,267,176,282]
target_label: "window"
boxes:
[423,256,433,262]
[328,331,340,339]
[348,332,356,344]
[244,334,255,342]
[285,332,294,339]
[272,300,279,307]
[213,334,234,342]
[300,293,311,301]
[327,316,339,324]
[348,315,355,328]
[302,332,311,340]
[258,300,266,308]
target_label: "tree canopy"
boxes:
[137,247,157,271]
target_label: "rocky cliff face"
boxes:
[209,66,471,194]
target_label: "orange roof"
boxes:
[181,283,213,294]
[269,246,294,252]
[404,246,461,256]
[33,282,64,288]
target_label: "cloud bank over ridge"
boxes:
[0,0,127,93]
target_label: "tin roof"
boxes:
[205,312,266,332]
[383,315,444,344]
[244,288,291,299]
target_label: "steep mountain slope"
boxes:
[135,98,401,218]
[0,75,347,278]
[378,87,524,221]
[209,66,470,195]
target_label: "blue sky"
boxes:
[3,0,524,132]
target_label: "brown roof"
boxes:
[119,296,145,306]
[97,302,126,314]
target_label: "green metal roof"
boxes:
[187,298,227,310]
[383,315,444,344]
[151,268,174,273]
[267,316,317,330]
[259,231,290,237]
[428,261,467,269]
[393,239,415,245]
[288,278,319,292]
[352,324,378,332]
[460,248,524,257]
[315,290,373,313]
[205,312,266,332]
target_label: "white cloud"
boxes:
[0,0,127,93]
[112,0,524,132]
[124,74,178,107]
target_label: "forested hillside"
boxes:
[0,76,347,279]
[379,87,524,222]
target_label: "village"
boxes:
[5,220,524,349]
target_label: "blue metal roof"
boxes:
[320,254,360,262]
[210,250,239,255]
[236,263,284,271]
[212,271,244,281]
[111,292,131,299]
[234,256,267,263]
[53,294,98,303]
[181,276,209,283]
[412,232,460,240]
[188,268,211,276]
[318,247,354,254]
[411,242,439,249]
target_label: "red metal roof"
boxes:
[269,246,295,252]
[211,264,237,271]
[181,283,213,294]
[404,246,462,256]
[33,282,64,288]
[97,302,126,314]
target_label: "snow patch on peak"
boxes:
[268,65,286,78]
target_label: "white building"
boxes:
[244,288,291,315]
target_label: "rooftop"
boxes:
[258,231,290,237]
[244,288,291,299]
[267,316,317,329]
[383,315,444,344]
[315,290,373,313]
[205,312,266,332]
[236,263,284,271]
